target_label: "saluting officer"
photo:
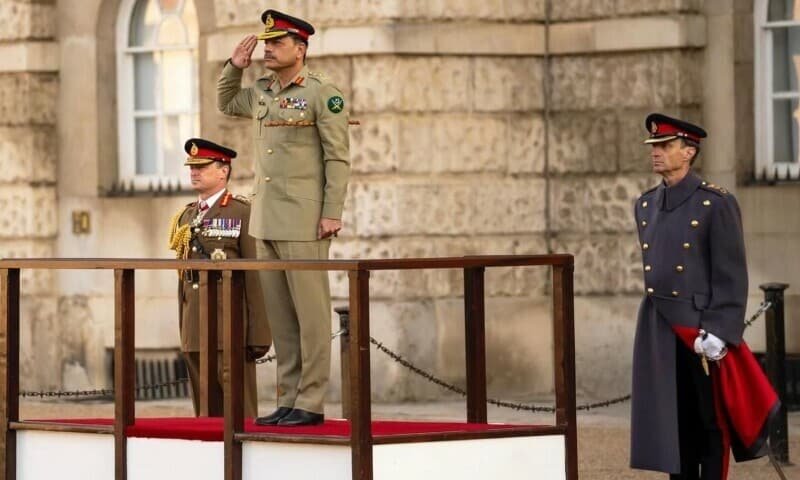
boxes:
[217,10,350,426]
[168,138,271,419]
[630,114,749,479]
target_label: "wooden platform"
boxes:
[13,417,566,480]
[0,255,577,479]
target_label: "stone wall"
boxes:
[0,0,59,390]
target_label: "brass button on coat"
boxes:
[644,265,652,272]
[642,201,648,208]
[641,220,647,227]
[703,200,711,206]
[671,291,679,297]
[647,288,654,295]
[683,242,691,249]
[642,243,649,250]
[267,149,274,154]
[264,176,272,182]
[690,220,699,227]
[676,265,684,273]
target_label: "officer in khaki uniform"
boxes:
[168,138,271,418]
[217,10,350,426]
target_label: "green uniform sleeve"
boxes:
[315,83,351,219]
[217,60,255,118]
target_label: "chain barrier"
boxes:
[20,379,190,400]
[745,301,772,328]
[18,303,774,410]
[369,301,774,413]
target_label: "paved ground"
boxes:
[19,397,800,479]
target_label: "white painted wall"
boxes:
[16,431,566,480]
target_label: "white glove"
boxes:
[693,330,727,361]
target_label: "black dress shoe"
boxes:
[277,408,324,426]
[254,407,293,426]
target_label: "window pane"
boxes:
[134,53,158,110]
[130,0,160,47]
[162,50,193,111]
[183,0,198,43]
[161,115,194,177]
[769,0,800,21]
[772,27,800,92]
[135,118,158,174]
[157,15,187,46]
[773,98,800,164]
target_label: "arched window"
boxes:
[756,0,800,181]
[116,0,199,191]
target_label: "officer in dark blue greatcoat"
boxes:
[630,113,749,480]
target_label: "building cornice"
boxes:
[207,15,705,61]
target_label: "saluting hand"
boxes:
[318,217,342,239]
[231,34,258,69]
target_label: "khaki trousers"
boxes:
[256,239,331,414]
[183,351,258,418]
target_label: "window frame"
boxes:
[115,0,199,191]
[755,0,800,181]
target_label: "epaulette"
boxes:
[232,194,251,205]
[177,202,195,218]
[220,191,233,207]
[307,71,330,83]
[699,181,729,196]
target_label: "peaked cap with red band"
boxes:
[644,113,707,144]
[184,138,237,166]
[257,9,315,42]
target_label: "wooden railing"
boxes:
[0,255,576,480]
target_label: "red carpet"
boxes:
[34,417,531,442]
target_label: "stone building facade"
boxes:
[1,0,797,403]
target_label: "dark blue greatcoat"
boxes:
[630,170,748,474]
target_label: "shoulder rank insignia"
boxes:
[234,194,251,205]
[701,182,729,195]
[308,70,329,81]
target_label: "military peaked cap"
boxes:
[644,113,707,144]
[257,10,315,42]
[184,138,237,166]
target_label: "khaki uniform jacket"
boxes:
[175,191,271,351]
[217,63,350,241]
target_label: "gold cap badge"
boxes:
[190,142,199,156]
[650,122,658,134]
[264,13,275,29]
